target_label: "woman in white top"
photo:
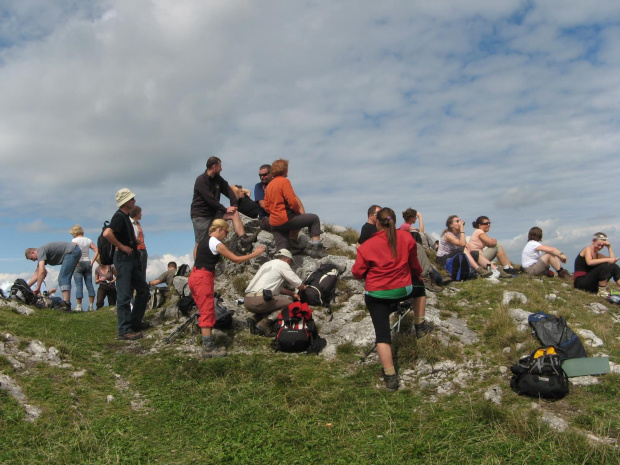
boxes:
[70,225,99,311]
[521,227,570,279]
[468,216,517,275]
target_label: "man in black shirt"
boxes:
[357,205,381,249]
[103,188,150,340]
[190,156,255,259]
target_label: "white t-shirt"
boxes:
[522,240,543,268]
[244,259,302,295]
[72,236,93,262]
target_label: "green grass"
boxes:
[2,274,620,463]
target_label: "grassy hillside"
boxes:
[2,274,620,464]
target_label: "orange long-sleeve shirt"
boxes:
[264,176,300,226]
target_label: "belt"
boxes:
[245,291,263,297]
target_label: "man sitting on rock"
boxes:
[357,205,381,248]
[244,249,307,336]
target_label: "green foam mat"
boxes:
[562,357,610,377]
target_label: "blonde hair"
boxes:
[271,159,289,177]
[70,224,84,237]
[209,219,230,234]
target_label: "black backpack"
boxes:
[271,301,324,354]
[97,220,115,266]
[10,278,36,305]
[176,264,191,277]
[301,263,340,307]
[510,347,569,399]
[177,286,233,330]
[528,312,587,360]
[444,253,474,281]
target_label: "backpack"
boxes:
[176,283,233,330]
[510,347,569,399]
[528,312,587,360]
[302,263,340,307]
[444,253,474,281]
[97,220,115,266]
[10,279,36,305]
[271,301,324,354]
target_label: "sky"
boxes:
[1,0,619,293]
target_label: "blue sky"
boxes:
[1,0,619,291]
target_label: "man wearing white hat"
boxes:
[103,188,150,340]
[244,248,306,336]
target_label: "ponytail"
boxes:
[376,207,397,258]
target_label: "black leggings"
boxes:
[574,263,620,293]
[365,282,425,344]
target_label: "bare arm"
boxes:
[103,228,132,256]
[536,244,566,263]
[89,241,99,266]
[478,232,497,248]
[32,261,46,294]
[445,231,466,247]
[216,243,266,264]
[417,212,424,233]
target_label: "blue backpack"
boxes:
[444,253,474,281]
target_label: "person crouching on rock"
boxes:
[189,219,265,358]
[244,248,307,337]
[351,207,434,392]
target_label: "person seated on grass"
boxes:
[574,232,620,297]
[468,216,517,275]
[436,215,492,278]
[521,227,571,279]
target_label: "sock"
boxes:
[414,316,425,326]
[202,336,213,346]
[504,265,512,269]
[384,366,396,376]
[311,240,321,246]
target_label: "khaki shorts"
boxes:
[524,258,549,276]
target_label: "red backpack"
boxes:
[272,301,323,354]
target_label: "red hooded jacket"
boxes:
[351,229,422,292]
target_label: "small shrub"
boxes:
[231,276,249,295]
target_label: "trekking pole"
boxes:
[164,310,198,344]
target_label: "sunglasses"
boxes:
[480,222,491,226]
[258,173,269,177]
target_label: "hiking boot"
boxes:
[383,372,399,392]
[307,244,327,259]
[238,234,255,253]
[597,286,610,298]
[503,267,518,275]
[256,318,276,337]
[247,318,260,335]
[557,269,572,280]
[203,342,227,358]
[476,266,493,278]
[73,304,83,312]
[497,268,513,279]
[422,277,442,293]
[414,320,435,339]
[63,301,72,313]
[118,331,143,341]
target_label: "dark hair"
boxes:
[442,215,458,236]
[259,164,271,172]
[206,156,221,170]
[527,227,543,242]
[376,207,397,258]
[472,216,489,229]
[367,204,381,217]
[168,262,177,269]
[402,208,417,223]
[129,205,142,218]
